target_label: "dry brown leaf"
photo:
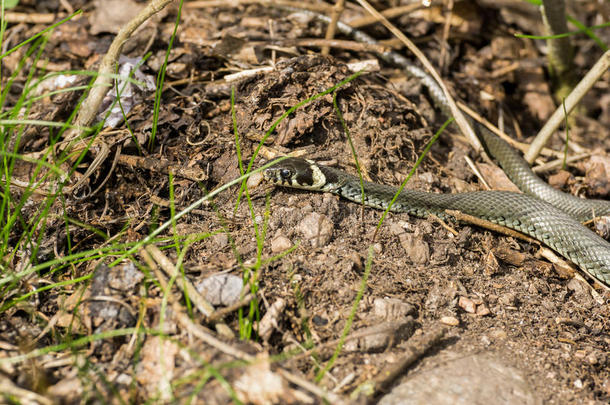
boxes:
[90,0,146,35]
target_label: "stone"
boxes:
[378,354,540,405]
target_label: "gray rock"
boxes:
[196,274,243,306]
[378,354,540,405]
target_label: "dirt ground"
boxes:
[1,0,609,404]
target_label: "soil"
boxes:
[1,1,609,404]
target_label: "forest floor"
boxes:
[1,0,609,404]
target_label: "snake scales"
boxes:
[262,8,610,286]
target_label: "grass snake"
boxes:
[263,7,610,286]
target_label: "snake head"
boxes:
[263,157,327,190]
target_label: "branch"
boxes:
[65,0,175,142]
[524,50,610,163]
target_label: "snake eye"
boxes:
[280,169,292,179]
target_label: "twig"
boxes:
[349,2,436,28]
[270,38,392,54]
[3,12,57,24]
[278,369,350,405]
[68,139,110,193]
[439,0,454,74]
[463,155,491,190]
[206,294,254,323]
[532,152,590,173]
[322,0,345,56]
[446,209,539,245]
[59,0,75,14]
[143,246,216,317]
[65,0,175,142]
[458,101,563,158]
[524,50,610,163]
[538,246,575,278]
[429,213,459,236]
[139,246,235,338]
[0,377,53,405]
[173,306,253,361]
[186,0,332,13]
[173,304,351,403]
[117,154,209,181]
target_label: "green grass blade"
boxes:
[0,10,82,61]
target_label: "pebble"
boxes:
[195,274,243,306]
[343,319,415,352]
[102,262,143,291]
[373,297,416,321]
[440,316,459,326]
[389,222,406,236]
[247,171,263,188]
[348,251,363,271]
[476,305,491,316]
[488,328,508,340]
[296,212,333,247]
[212,232,229,248]
[458,296,476,314]
[397,231,430,265]
[498,292,517,306]
[271,235,292,253]
[481,335,491,346]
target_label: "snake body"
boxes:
[263,8,610,286]
[264,157,610,285]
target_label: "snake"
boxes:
[261,7,610,286]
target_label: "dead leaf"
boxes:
[476,162,520,192]
[135,337,179,402]
[90,0,145,35]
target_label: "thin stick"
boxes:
[349,2,434,28]
[322,0,345,56]
[173,307,253,362]
[186,0,332,13]
[206,294,254,323]
[65,0,175,142]
[174,305,351,403]
[143,245,216,317]
[270,38,391,54]
[458,101,562,158]
[446,210,539,245]
[0,379,53,405]
[532,152,590,173]
[139,246,235,338]
[524,50,610,163]
[278,369,349,405]
[3,12,56,24]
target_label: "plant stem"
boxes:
[540,0,576,98]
